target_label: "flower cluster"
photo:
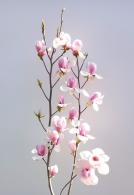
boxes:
[31,9,110,195]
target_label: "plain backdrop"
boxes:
[0,0,134,195]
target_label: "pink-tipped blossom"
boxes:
[52,115,67,133]
[69,140,77,153]
[58,57,70,74]
[35,40,46,58]
[57,95,68,111]
[53,32,71,49]
[48,130,60,145]
[49,165,58,177]
[31,144,48,160]
[67,77,77,89]
[80,62,103,79]
[71,39,85,58]
[60,77,78,93]
[70,121,95,143]
[68,107,78,120]
[77,159,98,185]
[81,90,104,111]
[80,148,110,175]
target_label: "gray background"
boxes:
[0,0,134,194]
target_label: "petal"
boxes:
[81,89,89,97]
[78,135,88,143]
[87,135,95,140]
[101,154,110,162]
[92,148,104,155]
[95,74,103,79]
[69,128,78,134]
[80,71,89,77]
[32,156,42,161]
[80,151,92,160]
[60,86,68,92]
[97,163,109,175]
[31,148,37,154]
[93,103,99,111]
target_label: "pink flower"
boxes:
[80,62,103,79]
[67,77,77,89]
[72,39,83,52]
[53,32,71,49]
[35,40,46,58]
[77,159,98,185]
[80,148,110,175]
[31,144,48,160]
[69,140,77,153]
[89,92,104,111]
[58,57,70,73]
[68,107,78,120]
[48,130,60,145]
[70,121,95,143]
[52,116,67,133]
[60,77,78,93]
[81,90,104,111]
[71,39,84,58]
[57,95,68,111]
[49,165,58,177]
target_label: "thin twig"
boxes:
[52,77,60,88]
[59,8,65,36]
[38,118,47,133]
[52,50,66,65]
[79,53,88,72]
[80,106,88,115]
[71,68,78,78]
[42,58,49,74]
[60,175,77,195]
[42,158,47,166]
[80,78,88,88]
[40,85,49,101]
[51,110,58,117]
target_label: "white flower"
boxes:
[80,148,110,175]
[53,32,71,49]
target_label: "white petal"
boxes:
[95,74,103,79]
[60,86,68,92]
[32,156,42,161]
[87,135,95,140]
[53,38,60,48]
[97,163,109,175]
[69,128,78,134]
[81,89,89,97]
[92,148,104,155]
[31,148,37,154]
[79,52,85,59]
[71,119,80,127]
[101,154,110,162]
[80,71,89,77]
[80,151,92,160]
[78,135,88,143]
[93,103,99,111]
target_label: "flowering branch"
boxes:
[32,8,110,195]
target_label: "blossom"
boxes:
[52,115,67,133]
[58,57,70,75]
[35,40,46,58]
[70,120,95,143]
[77,159,98,185]
[80,62,103,79]
[48,130,60,145]
[53,32,71,49]
[68,107,78,120]
[69,140,77,154]
[81,90,104,111]
[71,39,85,58]
[57,95,68,111]
[31,144,48,160]
[80,148,110,175]
[60,77,77,93]
[49,165,58,177]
